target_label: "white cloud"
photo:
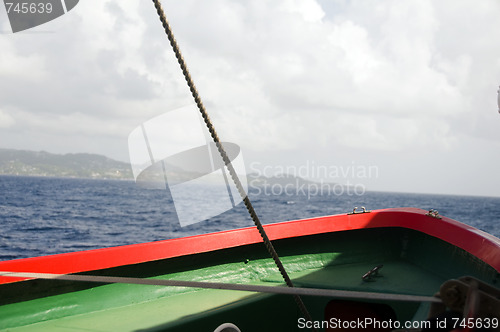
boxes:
[166,0,484,157]
[278,0,325,22]
[0,108,15,128]
[0,38,48,82]
[1,0,499,195]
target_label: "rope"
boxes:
[151,0,314,324]
[0,271,442,303]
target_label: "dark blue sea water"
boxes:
[0,175,499,261]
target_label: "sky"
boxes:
[0,0,499,197]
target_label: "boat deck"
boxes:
[1,261,439,332]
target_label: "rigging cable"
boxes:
[0,271,441,304]
[151,0,314,325]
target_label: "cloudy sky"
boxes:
[1,0,499,197]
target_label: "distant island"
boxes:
[0,149,343,191]
[0,149,133,180]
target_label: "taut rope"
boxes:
[0,271,441,304]
[151,0,314,324]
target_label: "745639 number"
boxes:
[5,2,53,14]
[452,317,499,330]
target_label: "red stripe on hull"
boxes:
[1,207,499,284]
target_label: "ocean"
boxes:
[0,175,499,261]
